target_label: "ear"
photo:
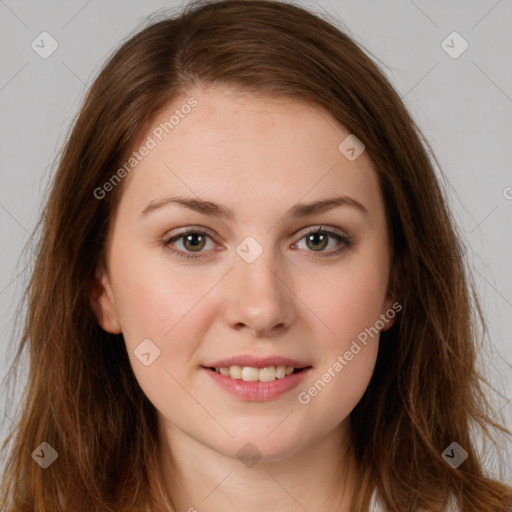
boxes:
[89,265,122,334]
[380,253,406,332]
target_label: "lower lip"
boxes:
[203,367,311,401]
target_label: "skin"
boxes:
[92,85,397,511]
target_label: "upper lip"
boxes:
[204,355,311,369]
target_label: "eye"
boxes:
[163,229,217,260]
[292,226,351,256]
[163,225,351,260]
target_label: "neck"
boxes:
[157,418,357,512]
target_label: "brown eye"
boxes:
[163,230,216,260]
[305,232,329,252]
[294,227,351,256]
[181,233,207,252]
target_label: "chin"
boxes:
[214,428,308,463]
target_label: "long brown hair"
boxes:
[1,0,511,510]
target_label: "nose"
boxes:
[221,248,297,338]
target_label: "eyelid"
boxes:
[163,224,348,243]
[297,224,348,239]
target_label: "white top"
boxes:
[368,488,384,512]
[369,488,459,511]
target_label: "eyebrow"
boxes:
[140,194,368,219]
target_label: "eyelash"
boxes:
[162,226,352,261]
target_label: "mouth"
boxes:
[204,365,310,382]
[201,358,312,401]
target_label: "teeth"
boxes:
[229,365,242,379]
[275,365,286,379]
[258,366,276,382]
[242,367,259,381]
[214,365,298,382]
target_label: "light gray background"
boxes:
[1,0,511,482]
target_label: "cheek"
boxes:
[294,333,379,445]
[316,256,390,344]
[110,253,208,418]
[305,240,389,412]
[110,242,210,339]
[108,245,217,403]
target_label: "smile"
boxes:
[212,365,297,382]
[203,365,312,401]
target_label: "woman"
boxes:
[1,0,511,510]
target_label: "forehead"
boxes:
[116,86,383,221]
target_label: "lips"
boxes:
[202,354,312,401]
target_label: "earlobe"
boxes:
[89,267,122,334]
[380,295,400,332]
[380,254,405,332]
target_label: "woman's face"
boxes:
[93,86,396,461]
